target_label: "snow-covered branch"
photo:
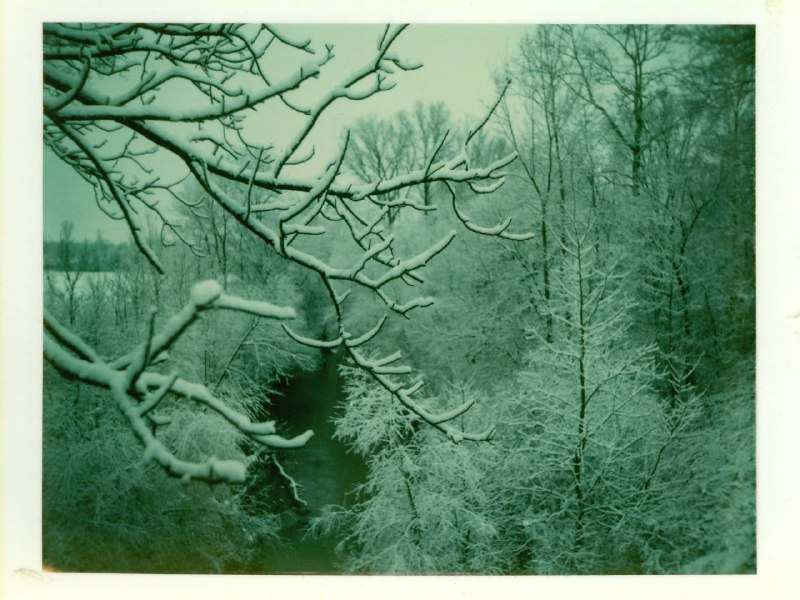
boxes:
[446,182,535,241]
[44,281,313,484]
[43,23,532,456]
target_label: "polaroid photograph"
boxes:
[2,1,798,598]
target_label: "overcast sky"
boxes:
[44,24,532,243]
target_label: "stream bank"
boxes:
[245,351,367,573]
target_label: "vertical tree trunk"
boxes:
[540,194,552,342]
[572,242,588,552]
[631,60,644,195]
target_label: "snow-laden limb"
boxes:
[266,264,499,443]
[280,229,452,316]
[332,201,422,286]
[43,309,102,363]
[424,129,451,177]
[316,317,494,444]
[372,351,402,366]
[44,56,91,113]
[137,373,281,439]
[368,230,456,288]
[44,24,532,451]
[281,136,349,249]
[44,283,313,484]
[46,83,518,276]
[381,294,437,316]
[283,224,326,236]
[109,281,295,371]
[403,380,425,396]
[279,159,340,223]
[346,235,396,278]
[46,48,330,122]
[284,316,495,442]
[271,25,412,178]
[46,340,278,440]
[112,371,246,484]
[214,294,297,320]
[44,22,522,279]
[125,309,157,388]
[369,194,437,213]
[345,316,388,348]
[345,152,517,202]
[372,365,412,375]
[367,359,494,442]
[190,279,224,306]
[96,116,519,208]
[467,178,507,195]
[336,289,352,305]
[446,182,535,241]
[138,371,178,417]
[263,24,315,53]
[426,397,476,424]
[347,349,407,375]
[250,197,297,213]
[281,324,343,349]
[257,430,315,449]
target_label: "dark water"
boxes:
[247,352,367,573]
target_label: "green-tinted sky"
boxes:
[43,24,533,242]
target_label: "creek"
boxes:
[246,351,367,573]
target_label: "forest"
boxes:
[42,23,754,574]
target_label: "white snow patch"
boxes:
[210,458,247,483]
[217,295,296,319]
[190,280,223,306]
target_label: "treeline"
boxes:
[44,235,130,272]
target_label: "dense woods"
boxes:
[42,24,754,574]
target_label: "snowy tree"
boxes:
[497,26,585,342]
[43,23,531,485]
[346,101,457,221]
[491,215,701,573]
[563,25,676,195]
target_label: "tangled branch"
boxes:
[43,23,533,450]
[44,280,313,484]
